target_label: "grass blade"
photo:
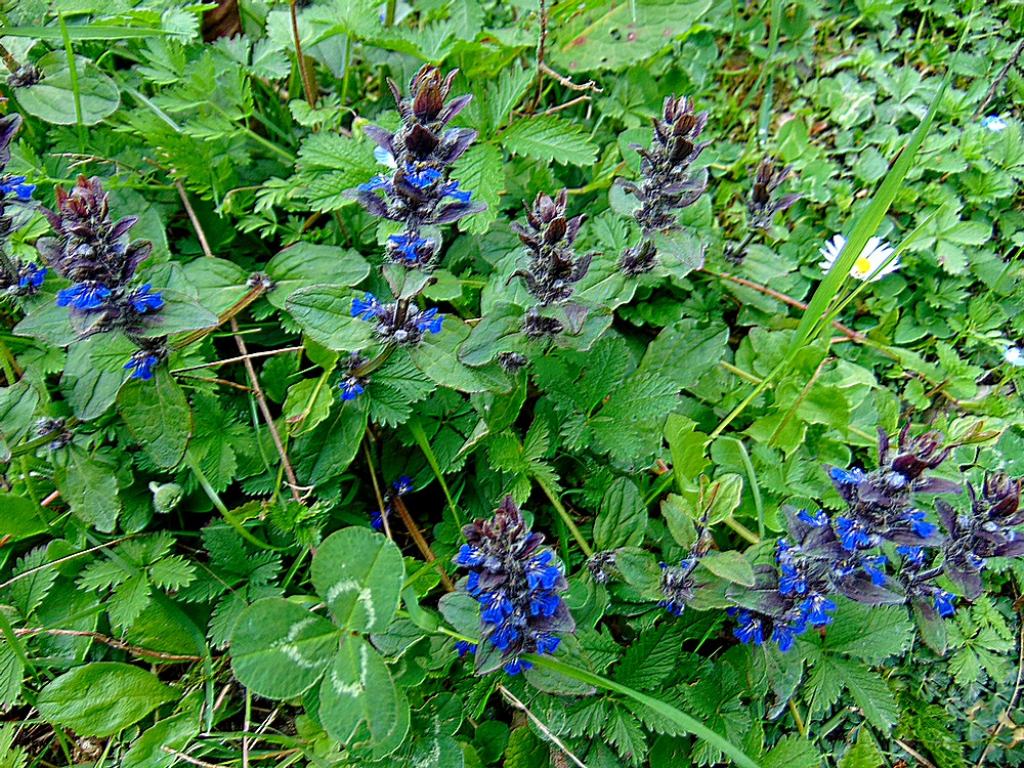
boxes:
[528,654,763,768]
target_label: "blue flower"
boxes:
[124,352,159,381]
[453,497,574,676]
[529,591,561,617]
[455,640,477,657]
[441,180,472,203]
[403,165,442,190]
[414,307,444,334]
[904,510,937,539]
[338,377,364,401]
[503,658,532,675]
[934,590,956,618]
[829,466,865,487]
[358,175,391,193]
[897,545,924,566]
[489,623,519,652]
[388,233,430,264]
[392,476,414,496]
[57,282,111,312]
[129,284,164,314]
[798,509,829,527]
[351,292,382,321]
[800,593,836,627]
[369,507,386,531]
[862,555,888,586]
[17,263,46,290]
[733,610,765,645]
[772,622,803,652]
[779,566,807,596]
[535,634,560,655]
[0,175,35,201]
[525,551,560,590]
[835,516,872,551]
[455,543,485,567]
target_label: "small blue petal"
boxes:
[57,283,111,312]
[934,590,956,618]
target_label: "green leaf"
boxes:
[138,290,219,338]
[822,603,913,663]
[593,477,647,550]
[529,655,761,768]
[266,243,370,310]
[700,550,754,587]
[0,380,39,461]
[117,367,192,468]
[838,730,884,768]
[295,133,378,212]
[285,286,374,351]
[660,494,697,549]
[36,662,175,737]
[62,333,136,420]
[788,65,952,356]
[318,637,409,748]
[291,400,367,486]
[549,0,713,72]
[311,527,405,633]
[0,645,23,708]
[705,473,744,524]
[54,445,121,532]
[0,494,48,542]
[640,322,728,389]
[451,143,504,234]
[14,52,120,125]
[230,597,340,699]
[458,302,525,367]
[410,318,509,393]
[501,115,598,166]
[763,735,821,768]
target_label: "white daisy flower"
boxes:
[981,115,1008,132]
[818,234,899,282]
[1004,346,1024,367]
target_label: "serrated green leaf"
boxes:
[501,115,597,166]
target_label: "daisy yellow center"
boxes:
[853,256,873,276]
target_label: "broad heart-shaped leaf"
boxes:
[54,445,121,532]
[311,527,405,633]
[593,477,647,550]
[285,286,375,351]
[699,550,755,587]
[182,257,250,315]
[549,0,713,73]
[36,662,175,737]
[291,399,368,487]
[458,302,527,366]
[14,52,120,125]
[117,367,192,468]
[319,637,409,753]
[410,318,511,393]
[62,333,136,421]
[13,296,79,346]
[651,227,706,282]
[138,290,219,338]
[265,243,370,310]
[230,597,340,699]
